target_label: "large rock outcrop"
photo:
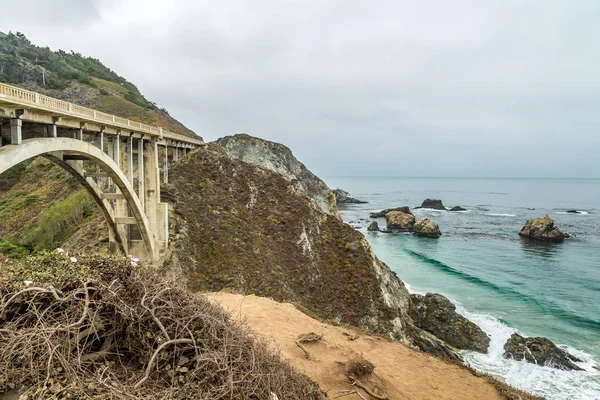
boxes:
[503,333,582,371]
[418,199,446,210]
[414,218,442,238]
[370,206,413,218]
[216,134,340,219]
[332,188,367,204]
[409,294,490,353]
[519,215,570,241]
[385,211,415,231]
[165,144,461,361]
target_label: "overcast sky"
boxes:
[2,0,599,178]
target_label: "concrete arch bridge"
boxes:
[0,83,204,261]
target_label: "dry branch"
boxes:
[295,332,323,360]
[0,254,327,400]
[349,376,389,400]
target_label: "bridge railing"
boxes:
[0,82,203,145]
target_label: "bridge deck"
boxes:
[0,82,204,146]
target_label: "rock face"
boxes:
[332,188,367,204]
[370,206,413,218]
[503,333,583,371]
[166,143,462,362]
[367,221,380,231]
[385,211,415,231]
[418,199,446,210]
[409,294,490,353]
[449,206,466,212]
[216,134,340,219]
[519,215,570,241]
[566,209,581,214]
[414,218,441,238]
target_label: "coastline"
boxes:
[328,176,600,400]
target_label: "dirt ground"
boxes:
[207,292,505,400]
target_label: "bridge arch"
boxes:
[0,137,157,260]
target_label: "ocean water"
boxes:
[324,177,600,400]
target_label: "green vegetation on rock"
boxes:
[166,144,402,333]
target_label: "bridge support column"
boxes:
[93,131,104,151]
[127,135,134,184]
[174,146,179,162]
[138,137,145,211]
[113,134,121,168]
[144,139,160,240]
[163,145,169,183]
[10,119,22,145]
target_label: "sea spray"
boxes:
[457,304,600,400]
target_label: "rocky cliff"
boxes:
[164,143,461,360]
[216,134,339,219]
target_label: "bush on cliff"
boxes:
[0,252,324,399]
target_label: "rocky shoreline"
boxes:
[348,197,583,372]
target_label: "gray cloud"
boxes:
[2,0,599,177]
[1,0,100,26]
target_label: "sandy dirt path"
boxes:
[207,292,504,400]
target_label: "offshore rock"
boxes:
[216,134,340,219]
[385,211,415,231]
[449,206,466,212]
[367,221,380,232]
[519,215,570,241]
[503,333,583,371]
[370,206,413,219]
[332,188,367,204]
[409,293,490,353]
[414,218,441,238]
[418,198,446,210]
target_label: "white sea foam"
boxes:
[486,213,517,217]
[556,211,589,215]
[453,304,600,400]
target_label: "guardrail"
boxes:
[0,82,204,145]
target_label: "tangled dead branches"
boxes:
[0,252,327,399]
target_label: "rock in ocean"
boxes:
[503,333,583,371]
[332,188,368,204]
[409,293,490,353]
[414,217,441,238]
[370,206,413,218]
[367,221,380,231]
[417,198,446,210]
[385,211,415,231]
[519,215,570,241]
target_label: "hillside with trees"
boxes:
[0,31,197,138]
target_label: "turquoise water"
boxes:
[324,177,600,399]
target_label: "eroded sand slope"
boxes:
[207,292,504,400]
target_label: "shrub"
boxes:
[0,252,326,399]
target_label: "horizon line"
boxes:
[322,176,600,180]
